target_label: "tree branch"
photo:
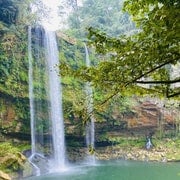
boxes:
[136,79,180,84]
[167,91,180,98]
[125,59,175,87]
[134,60,173,81]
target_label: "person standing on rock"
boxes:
[145,132,153,150]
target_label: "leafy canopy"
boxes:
[70,0,180,99]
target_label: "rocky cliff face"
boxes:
[95,99,178,139]
[125,100,175,128]
[0,94,30,139]
[0,100,16,127]
[0,93,178,141]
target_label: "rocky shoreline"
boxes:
[1,138,180,180]
[95,146,180,162]
[67,144,180,163]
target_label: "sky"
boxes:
[32,0,83,31]
[41,0,61,31]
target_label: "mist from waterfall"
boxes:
[84,44,96,164]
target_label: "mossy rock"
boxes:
[0,153,26,172]
[0,170,11,180]
[0,143,26,173]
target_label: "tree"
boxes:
[0,0,33,97]
[75,0,180,99]
[67,0,135,39]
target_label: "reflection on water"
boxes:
[25,160,180,180]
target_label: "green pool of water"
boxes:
[26,160,180,180]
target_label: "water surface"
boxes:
[26,160,180,180]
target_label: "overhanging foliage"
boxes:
[67,0,180,99]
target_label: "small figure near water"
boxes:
[145,132,153,150]
[146,136,153,150]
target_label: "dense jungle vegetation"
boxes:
[60,0,180,133]
[0,0,180,177]
[63,0,180,99]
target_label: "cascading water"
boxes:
[28,0,66,175]
[28,26,41,176]
[84,44,96,164]
[28,26,35,156]
[44,30,66,171]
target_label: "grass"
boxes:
[109,136,146,148]
[0,142,20,157]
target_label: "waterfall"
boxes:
[44,30,66,171]
[28,26,35,156]
[28,26,41,176]
[28,26,66,174]
[28,0,67,174]
[84,44,96,164]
